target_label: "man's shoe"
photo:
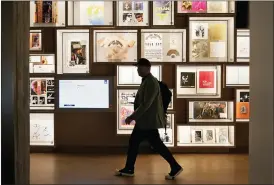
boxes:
[165,165,183,180]
[114,168,134,177]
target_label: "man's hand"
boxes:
[125,116,133,125]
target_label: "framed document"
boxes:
[189,17,234,62]
[30,1,65,27]
[67,1,113,26]
[237,29,250,62]
[236,89,250,122]
[30,77,55,110]
[94,30,137,62]
[56,29,89,74]
[141,29,186,62]
[153,1,174,25]
[226,66,249,86]
[29,54,55,73]
[30,30,42,51]
[117,0,149,26]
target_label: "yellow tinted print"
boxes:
[208,23,227,41]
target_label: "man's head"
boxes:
[133,58,151,77]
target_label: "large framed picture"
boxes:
[141,29,186,62]
[30,113,54,146]
[94,30,138,63]
[117,0,149,26]
[226,65,249,87]
[30,77,55,110]
[153,1,174,26]
[237,29,250,62]
[189,17,234,62]
[176,65,221,98]
[236,89,250,122]
[188,101,234,122]
[30,30,42,51]
[30,1,65,27]
[29,54,55,73]
[67,1,113,26]
[117,65,162,86]
[56,29,89,74]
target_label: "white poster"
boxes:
[144,33,163,61]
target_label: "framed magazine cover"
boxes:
[152,0,174,26]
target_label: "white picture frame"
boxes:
[158,113,175,147]
[30,30,42,51]
[202,128,216,144]
[237,29,250,62]
[29,54,55,73]
[226,65,250,86]
[153,1,174,26]
[236,89,250,122]
[191,129,203,143]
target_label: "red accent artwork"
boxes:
[199,71,215,88]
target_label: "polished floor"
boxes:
[30,153,248,184]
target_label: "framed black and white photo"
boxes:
[216,127,229,144]
[30,30,42,51]
[191,129,203,143]
[202,129,215,144]
[158,113,175,147]
[153,0,174,25]
[237,29,250,62]
[29,54,55,73]
[226,65,249,86]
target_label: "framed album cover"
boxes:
[30,77,55,110]
[117,0,149,26]
[141,29,186,62]
[67,1,113,26]
[189,17,234,62]
[30,1,65,27]
[30,30,42,51]
[226,65,249,86]
[94,30,138,63]
[29,54,55,73]
[153,1,174,26]
[56,29,89,74]
[237,29,250,62]
[236,89,250,122]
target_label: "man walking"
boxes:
[115,58,183,180]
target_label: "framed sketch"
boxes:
[30,113,54,146]
[191,129,203,143]
[202,128,215,144]
[94,30,137,63]
[30,1,65,27]
[117,0,149,26]
[159,113,175,147]
[30,30,42,51]
[117,65,162,86]
[168,89,174,110]
[237,29,250,62]
[189,17,234,62]
[216,127,229,144]
[226,66,249,86]
[30,77,55,110]
[141,29,186,62]
[67,1,113,26]
[236,89,250,122]
[153,1,174,25]
[56,29,89,74]
[29,54,55,73]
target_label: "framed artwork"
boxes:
[153,1,174,25]
[94,30,138,63]
[30,113,54,146]
[215,127,229,144]
[30,77,55,110]
[236,89,250,122]
[191,129,203,143]
[141,29,186,62]
[168,89,174,110]
[30,30,42,51]
[56,29,89,74]
[237,29,250,62]
[30,1,65,27]
[29,54,55,73]
[67,1,113,26]
[189,17,234,62]
[117,65,162,86]
[117,0,149,26]
[158,113,175,147]
[202,128,215,144]
[226,66,249,86]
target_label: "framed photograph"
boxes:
[56,29,89,74]
[117,0,149,26]
[30,30,42,51]
[202,128,215,144]
[168,89,174,110]
[226,65,249,86]
[237,29,250,62]
[30,1,65,27]
[30,113,54,146]
[117,65,162,86]
[141,29,186,62]
[191,129,203,143]
[189,17,234,62]
[94,30,138,62]
[29,54,55,73]
[67,1,113,26]
[216,127,229,144]
[159,113,175,147]
[30,77,55,110]
[153,1,174,25]
[236,89,250,122]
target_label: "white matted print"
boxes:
[30,30,42,51]
[237,29,250,62]
[226,66,249,86]
[29,54,55,73]
[153,0,174,26]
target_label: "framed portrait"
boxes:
[30,1,65,27]
[141,29,186,62]
[29,54,55,73]
[202,128,215,144]
[117,65,162,86]
[117,0,149,26]
[153,1,174,26]
[237,29,250,62]
[56,29,89,74]
[30,77,55,110]
[30,30,42,51]
[226,65,249,86]
[30,113,54,146]
[191,129,203,143]
[236,89,250,122]
[168,89,174,110]
[67,1,113,26]
[94,30,138,63]
[189,17,234,62]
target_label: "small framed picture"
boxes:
[202,129,215,144]
[191,129,203,143]
[30,30,42,51]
